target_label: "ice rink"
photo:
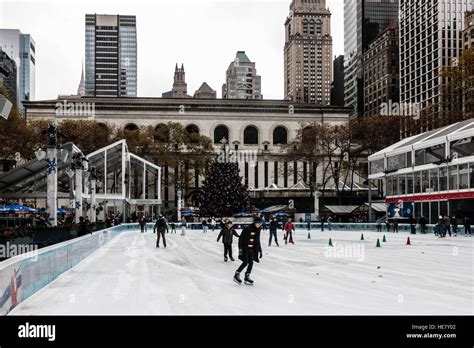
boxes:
[10,228,474,315]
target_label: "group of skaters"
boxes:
[434,216,472,238]
[375,216,472,237]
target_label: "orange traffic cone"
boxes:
[406,237,411,245]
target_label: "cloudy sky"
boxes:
[0,0,344,100]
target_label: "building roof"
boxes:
[324,205,359,214]
[235,51,251,63]
[369,118,474,161]
[196,82,215,93]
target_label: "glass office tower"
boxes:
[85,14,137,97]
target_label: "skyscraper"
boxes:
[463,11,474,50]
[0,49,17,102]
[284,0,332,105]
[331,55,345,106]
[223,51,262,100]
[0,29,35,110]
[400,0,473,128]
[85,14,137,97]
[343,0,399,115]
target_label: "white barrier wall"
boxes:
[0,224,140,315]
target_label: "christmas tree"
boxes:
[199,145,250,217]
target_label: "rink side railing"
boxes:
[0,221,458,315]
[0,223,141,316]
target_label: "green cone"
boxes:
[361,233,365,241]
[376,239,381,248]
[329,238,333,247]
[383,235,387,243]
[308,232,311,239]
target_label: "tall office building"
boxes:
[363,21,399,117]
[0,29,35,110]
[0,49,17,102]
[463,11,474,50]
[331,55,345,106]
[400,0,473,128]
[343,0,399,115]
[85,14,137,97]
[284,0,332,105]
[223,51,262,100]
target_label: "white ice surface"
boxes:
[10,229,474,315]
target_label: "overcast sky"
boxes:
[0,0,344,100]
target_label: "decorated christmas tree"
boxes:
[199,146,250,217]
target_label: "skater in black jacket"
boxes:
[154,215,168,248]
[268,217,279,247]
[217,220,240,262]
[234,217,263,285]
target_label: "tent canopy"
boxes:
[324,205,359,214]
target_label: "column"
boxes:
[46,147,58,227]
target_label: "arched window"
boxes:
[154,123,170,142]
[124,123,139,132]
[214,125,229,144]
[244,126,259,145]
[316,20,322,34]
[186,124,200,135]
[309,19,315,34]
[303,19,308,34]
[273,126,288,145]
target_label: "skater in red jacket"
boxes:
[284,218,295,244]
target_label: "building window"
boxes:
[186,124,200,135]
[273,126,288,145]
[124,123,139,132]
[264,161,269,187]
[244,126,259,145]
[214,125,229,144]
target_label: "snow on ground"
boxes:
[10,228,474,315]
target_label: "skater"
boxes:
[320,216,325,232]
[443,216,451,237]
[269,217,279,247]
[210,217,216,232]
[78,216,90,237]
[306,219,311,231]
[169,221,176,233]
[451,216,458,236]
[283,218,295,244]
[217,220,240,262]
[154,215,168,248]
[202,218,208,234]
[234,217,263,285]
[181,217,187,236]
[261,216,267,231]
[393,219,399,233]
[327,215,333,231]
[139,215,147,233]
[418,216,427,234]
[464,217,471,236]
[376,218,382,232]
[385,218,391,232]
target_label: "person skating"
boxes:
[464,217,471,236]
[418,216,427,234]
[217,220,240,262]
[169,222,176,233]
[181,217,187,236]
[393,219,399,233]
[202,218,208,234]
[154,215,168,248]
[234,217,263,285]
[283,218,295,244]
[443,215,451,237]
[451,216,458,237]
[139,215,147,233]
[268,217,279,247]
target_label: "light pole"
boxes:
[176,181,182,222]
[90,166,97,223]
[46,123,58,227]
